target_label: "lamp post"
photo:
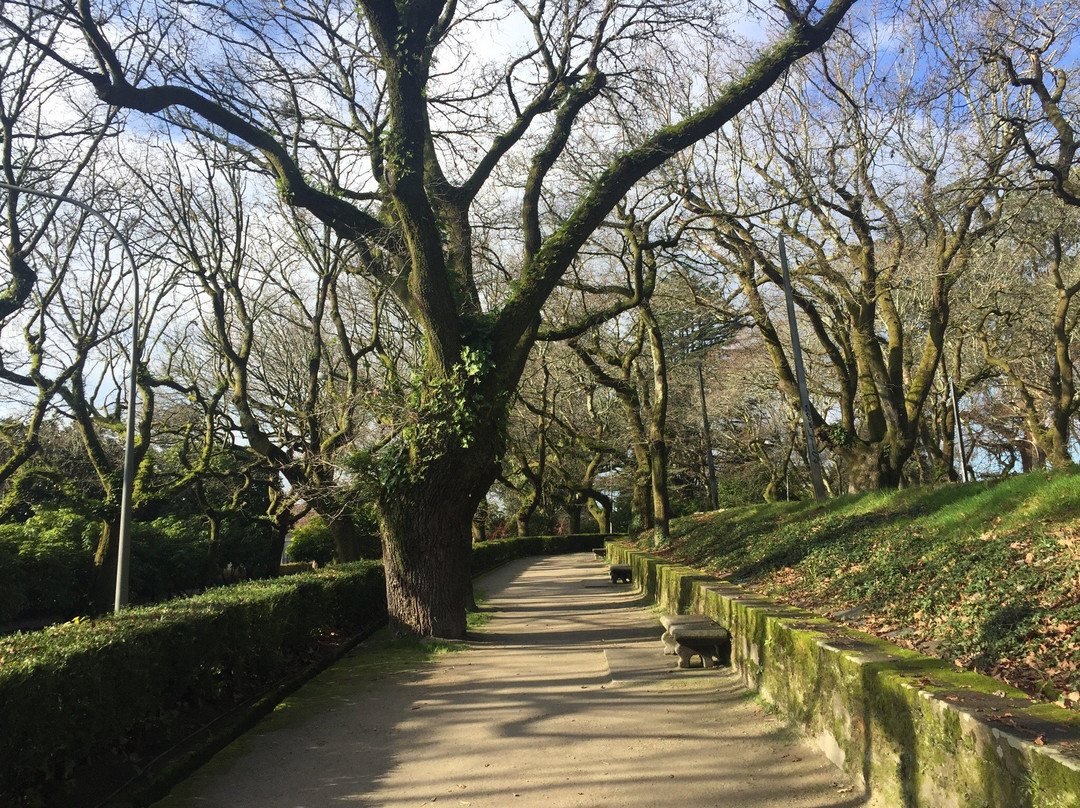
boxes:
[779,234,828,502]
[0,181,139,610]
[696,360,719,511]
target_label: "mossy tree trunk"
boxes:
[376,386,503,637]
[92,517,120,610]
[586,494,611,533]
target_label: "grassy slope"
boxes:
[656,468,1080,708]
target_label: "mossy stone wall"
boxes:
[608,542,1080,808]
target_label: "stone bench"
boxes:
[660,614,731,669]
[592,547,606,560]
[609,563,632,584]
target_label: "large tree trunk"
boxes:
[513,484,541,536]
[267,515,290,576]
[841,445,886,493]
[565,504,582,534]
[840,440,907,493]
[648,436,670,544]
[203,514,223,586]
[586,494,611,534]
[379,485,474,639]
[377,420,500,638]
[1021,435,1048,473]
[328,513,379,562]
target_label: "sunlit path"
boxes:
[153,553,860,808]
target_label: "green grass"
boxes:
[655,469,1080,707]
[467,589,494,629]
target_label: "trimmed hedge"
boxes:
[0,561,386,804]
[472,533,614,575]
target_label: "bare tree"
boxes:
[680,10,1017,490]
[3,0,855,636]
[0,2,118,494]
[962,196,1080,468]
[127,137,393,564]
[981,0,1080,205]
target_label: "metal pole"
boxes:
[697,362,719,510]
[950,380,969,483]
[779,235,828,502]
[0,181,139,610]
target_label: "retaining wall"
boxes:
[607,542,1080,808]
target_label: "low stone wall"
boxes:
[608,542,1080,808]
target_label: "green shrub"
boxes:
[0,561,386,803]
[12,508,95,616]
[0,530,27,622]
[287,517,335,565]
[217,513,280,578]
[130,516,207,602]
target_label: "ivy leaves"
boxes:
[363,343,498,492]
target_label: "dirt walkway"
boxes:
[153,553,863,807]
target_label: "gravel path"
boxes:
[152,553,863,807]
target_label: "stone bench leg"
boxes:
[661,631,678,655]
[676,642,719,669]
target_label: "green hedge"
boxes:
[471,533,614,575]
[0,561,386,803]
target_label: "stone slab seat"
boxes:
[659,614,721,655]
[666,617,732,669]
[609,564,632,584]
[592,547,607,560]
